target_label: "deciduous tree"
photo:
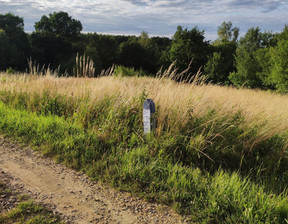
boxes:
[34,11,82,41]
[268,26,288,91]
[170,26,210,78]
[216,21,239,43]
[229,27,274,88]
[0,13,30,69]
[205,21,239,84]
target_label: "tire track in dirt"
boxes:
[0,136,186,223]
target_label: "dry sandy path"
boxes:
[0,136,186,223]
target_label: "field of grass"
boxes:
[0,70,288,223]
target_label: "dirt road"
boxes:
[0,136,186,223]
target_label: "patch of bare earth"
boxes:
[0,136,189,223]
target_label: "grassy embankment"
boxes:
[0,70,288,223]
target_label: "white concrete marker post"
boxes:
[143,99,156,134]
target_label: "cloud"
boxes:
[122,0,150,6]
[122,0,190,7]
[227,0,284,12]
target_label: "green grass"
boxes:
[0,201,63,224]
[0,87,288,223]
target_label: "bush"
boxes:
[6,67,16,74]
[113,65,147,77]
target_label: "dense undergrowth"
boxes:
[0,75,288,223]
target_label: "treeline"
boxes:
[0,12,171,75]
[1,12,288,91]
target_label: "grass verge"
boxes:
[0,87,288,223]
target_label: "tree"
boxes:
[81,33,119,73]
[84,44,102,74]
[170,26,210,77]
[0,29,21,70]
[216,21,239,43]
[94,34,119,70]
[205,52,227,84]
[139,31,150,48]
[138,31,159,73]
[34,11,82,41]
[268,26,288,91]
[119,40,147,70]
[0,13,30,69]
[30,32,74,73]
[229,27,274,88]
[204,21,239,84]
[32,12,82,73]
[150,36,172,70]
[0,13,25,43]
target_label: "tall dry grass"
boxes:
[73,53,95,78]
[1,70,288,137]
[2,70,288,223]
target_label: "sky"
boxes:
[0,0,288,41]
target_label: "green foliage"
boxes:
[113,65,147,77]
[216,21,239,43]
[29,11,83,74]
[0,30,21,71]
[34,11,82,41]
[229,27,275,89]
[150,36,172,69]
[30,32,74,73]
[0,13,28,51]
[6,67,16,74]
[118,36,158,73]
[97,35,119,68]
[229,28,262,88]
[82,33,120,72]
[204,51,230,84]
[0,13,30,70]
[255,47,273,88]
[267,26,288,92]
[170,26,210,78]
[205,22,238,84]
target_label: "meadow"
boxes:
[0,69,288,223]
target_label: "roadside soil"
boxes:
[0,135,187,224]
